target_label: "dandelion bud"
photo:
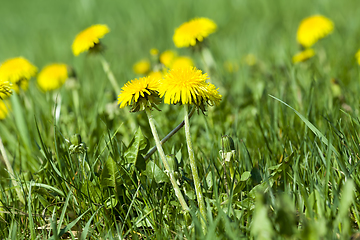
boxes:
[221,135,235,152]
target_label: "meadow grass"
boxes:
[1,0,360,239]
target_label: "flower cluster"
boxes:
[118,66,222,112]
[293,15,334,64]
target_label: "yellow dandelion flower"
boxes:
[0,57,37,92]
[160,50,177,68]
[150,48,159,56]
[173,18,217,48]
[223,61,239,73]
[37,63,68,92]
[292,48,315,63]
[245,54,257,66]
[158,67,221,106]
[0,80,12,99]
[133,59,151,74]
[171,56,194,69]
[356,49,360,65]
[72,24,110,56]
[118,76,160,111]
[297,15,334,47]
[0,100,10,120]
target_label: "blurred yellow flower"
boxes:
[158,67,221,106]
[0,57,37,92]
[133,59,151,74]
[160,50,177,68]
[297,15,334,47]
[171,56,194,69]
[148,71,163,80]
[223,61,239,73]
[292,48,315,63]
[356,49,360,65]
[37,63,68,91]
[245,54,257,66]
[72,24,110,56]
[0,100,10,120]
[150,48,159,56]
[118,76,160,111]
[0,80,12,99]
[173,18,217,48]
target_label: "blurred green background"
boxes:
[1,0,359,72]
[2,0,360,238]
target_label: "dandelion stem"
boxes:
[99,55,121,94]
[0,137,25,204]
[184,104,207,231]
[145,108,189,212]
[144,107,195,160]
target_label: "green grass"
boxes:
[1,0,360,239]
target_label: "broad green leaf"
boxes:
[124,127,149,170]
[335,179,355,225]
[251,193,274,240]
[100,157,123,189]
[275,194,297,237]
[145,161,169,184]
[240,171,251,181]
[104,195,118,209]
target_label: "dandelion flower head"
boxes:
[297,15,334,47]
[72,24,110,56]
[223,61,239,73]
[356,49,360,65]
[0,80,12,99]
[150,48,159,56]
[37,63,68,92]
[160,50,177,68]
[173,18,217,48]
[118,76,161,111]
[244,54,257,66]
[292,48,315,63]
[0,100,10,120]
[0,57,37,92]
[158,67,221,107]
[133,59,151,75]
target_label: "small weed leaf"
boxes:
[145,160,169,184]
[100,156,125,190]
[124,127,149,170]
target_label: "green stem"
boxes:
[144,107,195,161]
[145,108,189,212]
[0,137,25,204]
[99,55,121,94]
[184,104,207,230]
